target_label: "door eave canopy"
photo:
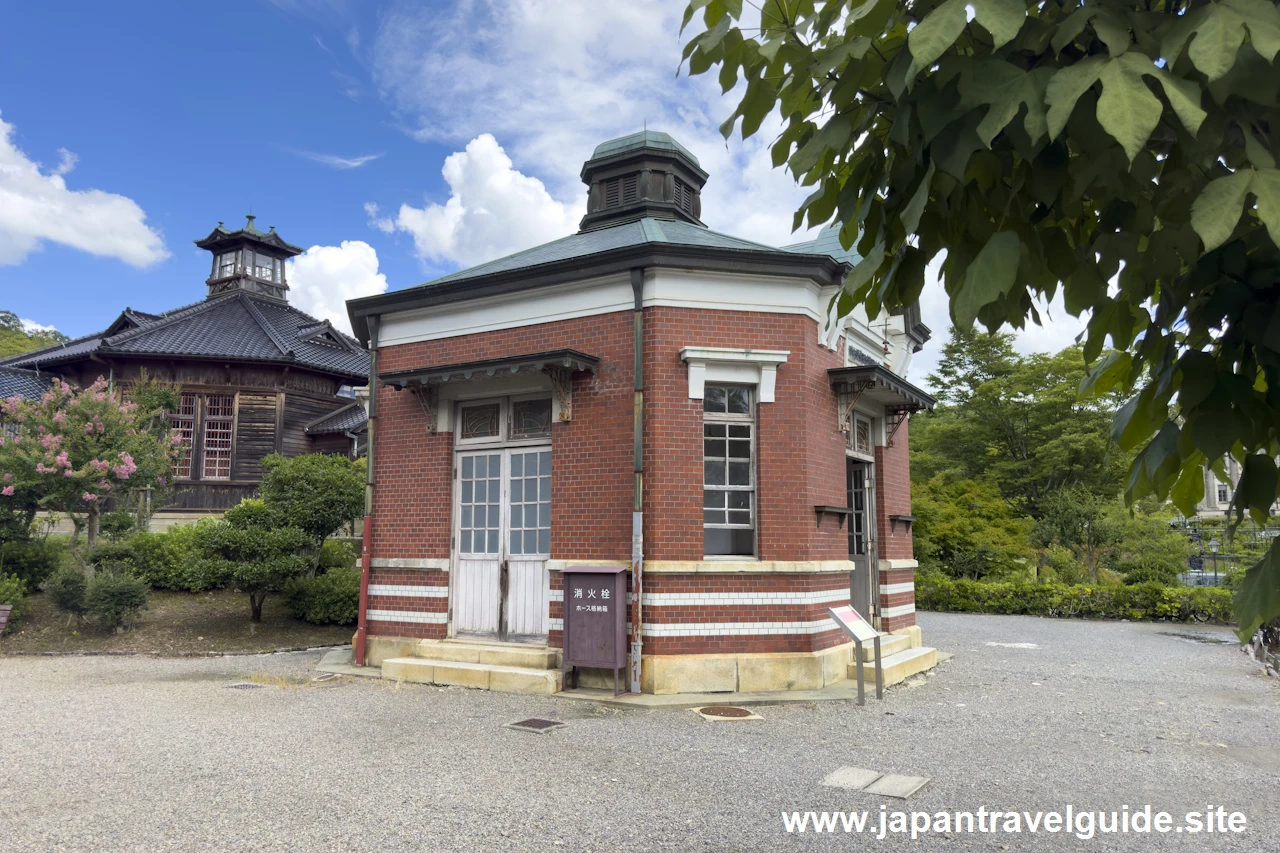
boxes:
[380,349,600,390]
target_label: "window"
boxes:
[673,178,694,213]
[215,252,238,279]
[459,453,501,555]
[1218,484,1230,504]
[201,394,234,480]
[510,450,551,555]
[251,252,280,283]
[854,415,873,456]
[168,392,235,481]
[456,396,553,445]
[168,393,197,478]
[703,384,755,557]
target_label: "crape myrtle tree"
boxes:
[681,0,1280,639]
[0,377,178,550]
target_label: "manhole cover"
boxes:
[700,706,753,718]
[224,682,264,690]
[506,718,566,734]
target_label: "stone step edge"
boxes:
[385,657,561,678]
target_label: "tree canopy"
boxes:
[682,0,1280,638]
[0,310,66,358]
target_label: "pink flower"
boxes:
[157,476,167,486]
[55,451,70,468]
[82,492,98,502]
[64,470,74,477]
[2,473,11,482]
[52,411,66,425]
[85,422,95,434]
[1,486,13,497]
[90,459,110,473]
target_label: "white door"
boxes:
[453,448,551,642]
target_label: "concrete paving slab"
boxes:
[821,766,883,790]
[861,773,931,799]
[315,648,383,679]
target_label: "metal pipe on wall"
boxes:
[629,268,645,694]
[355,315,379,666]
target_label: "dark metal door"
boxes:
[847,459,873,617]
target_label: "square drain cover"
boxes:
[861,774,931,799]
[506,718,566,734]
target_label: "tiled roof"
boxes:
[305,402,368,435]
[590,130,701,167]
[782,223,863,265]
[2,293,369,382]
[0,366,53,400]
[424,217,787,287]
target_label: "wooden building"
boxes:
[1,217,369,513]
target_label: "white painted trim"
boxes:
[878,582,915,596]
[368,585,449,598]
[378,269,828,349]
[641,589,850,606]
[643,560,854,574]
[679,347,789,403]
[370,558,450,570]
[640,619,842,637]
[545,560,630,572]
[877,559,919,571]
[880,603,916,619]
[366,609,448,624]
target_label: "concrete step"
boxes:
[383,658,563,695]
[856,633,912,661]
[414,639,559,670]
[848,646,938,688]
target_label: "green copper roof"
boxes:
[590,130,700,167]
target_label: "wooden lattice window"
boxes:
[201,394,234,480]
[168,393,197,479]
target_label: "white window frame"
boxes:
[680,347,789,403]
[454,393,555,449]
[702,383,757,560]
[849,413,876,461]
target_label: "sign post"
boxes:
[828,605,883,705]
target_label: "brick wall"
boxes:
[874,416,917,632]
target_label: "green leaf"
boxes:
[1188,4,1247,81]
[1190,169,1254,251]
[1051,7,1095,55]
[959,60,1053,146]
[1096,54,1164,162]
[1237,454,1279,524]
[1252,167,1280,249]
[1190,394,1238,460]
[1234,542,1280,641]
[1046,57,1105,140]
[973,0,1028,50]
[955,231,1022,328]
[1079,350,1132,398]
[1170,460,1207,517]
[908,0,968,69]
[1223,0,1280,62]
[1092,8,1132,56]
[1151,67,1207,137]
[1244,127,1277,169]
[791,114,853,174]
[900,161,936,235]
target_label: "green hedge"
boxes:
[0,573,28,633]
[283,567,359,625]
[917,573,1234,624]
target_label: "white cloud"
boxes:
[0,112,168,268]
[20,317,58,335]
[367,0,820,262]
[289,149,382,169]
[287,240,388,333]
[370,134,582,269]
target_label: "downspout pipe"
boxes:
[629,268,645,694]
[355,315,379,666]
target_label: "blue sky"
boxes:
[0,0,1084,381]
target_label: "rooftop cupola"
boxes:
[578,130,708,232]
[194,215,304,300]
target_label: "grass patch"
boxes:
[0,590,353,656]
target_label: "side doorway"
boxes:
[452,397,553,644]
[846,414,878,620]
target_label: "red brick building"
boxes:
[347,132,935,695]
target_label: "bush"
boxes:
[0,573,28,634]
[0,537,66,589]
[1119,557,1183,586]
[259,453,364,548]
[223,498,276,530]
[284,566,359,625]
[43,564,88,619]
[99,511,137,543]
[191,513,312,623]
[318,539,357,572]
[916,572,1233,623]
[84,571,149,631]
[128,525,201,590]
[88,542,139,574]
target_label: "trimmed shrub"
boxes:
[84,571,149,631]
[284,567,359,625]
[88,542,139,574]
[318,539,357,572]
[0,537,66,589]
[0,573,28,634]
[1119,558,1183,586]
[916,573,1233,623]
[99,511,137,543]
[128,525,200,590]
[43,564,88,619]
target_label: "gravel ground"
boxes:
[2,612,1276,852]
